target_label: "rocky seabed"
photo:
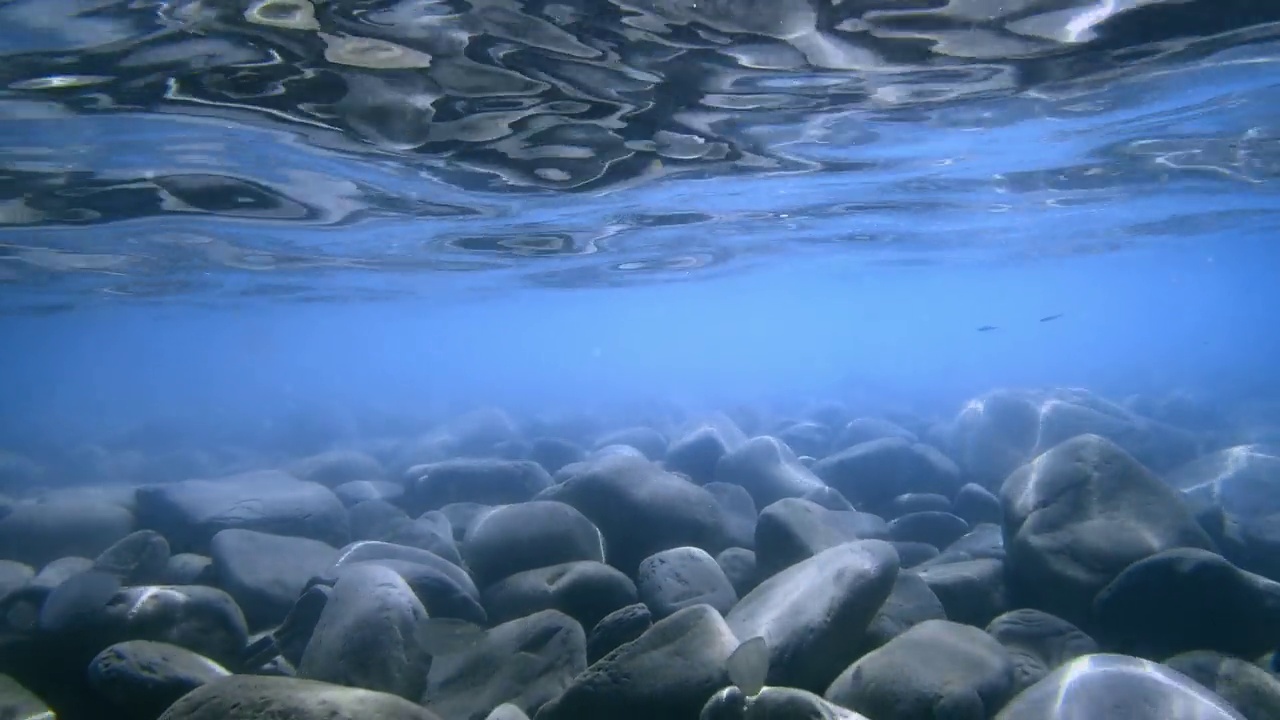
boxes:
[2,387,1280,720]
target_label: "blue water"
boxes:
[0,0,1278,447]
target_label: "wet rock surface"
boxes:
[0,387,1275,720]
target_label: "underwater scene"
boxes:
[2,0,1280,718]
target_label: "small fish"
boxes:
[977,325,998,332]
[727,636,769,698]
[416,617,487,656]
[1039,313,1064,323]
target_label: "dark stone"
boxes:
[538,454,731,576]
[209,529,339,631]
[953,483,1002,526]
[406,459,552,512]
[887,493,952,518]
[858,572,946,656]
[712,436,825,510]
[774,422,833,459]
[832,418,917,452]
[330,541,475,593]
[162,554,213,586]
[890,541,940,569]
[528,438,585,476]
[135,471,349,553]
[0,560,33,602]
[1092,547,1280,660]
[664,426,730,485]
[535,604,737,720]
[824,619,1016,720]
[348,499,411,542]
[1000,434,1215,629]
[754,497,888,579]
[298,563,431,701]
[1164,650,1280,720]
[727,540,900,693]
[715,547,759,598]
[462,501,604,588]
[333,480,404,507]
[812,438,961,515]
[887,511,970,549]
[380,513,462,567]
[914,558,1008,628]
[702,482,756,551]
[593,427,668,460]
[93,530,171,585]
[424,610,586,720]
[636,546,737,619]
[801,486,854,511]
[586,603,652,665]
[986,609,1098,693]
[286,451,384,489]
[88,640,230,719]
[156,675,443,720]
[0,497,134,568]
[481,560,637,631]
[436,503,493,543]
[993,653,1245,720]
